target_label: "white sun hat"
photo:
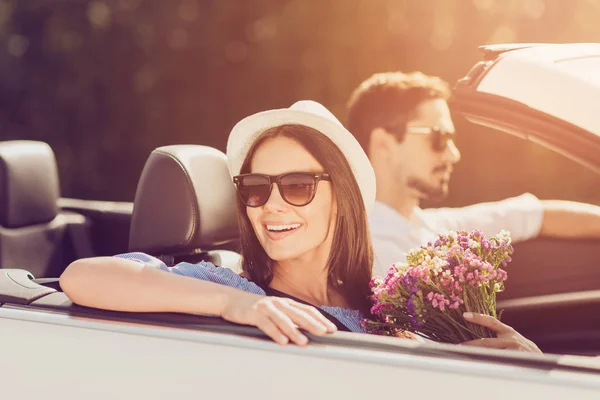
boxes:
[226,100,376,214]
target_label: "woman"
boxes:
[60,101,540,352]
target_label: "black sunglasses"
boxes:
[387,125,456,152]
[233,172,332,207]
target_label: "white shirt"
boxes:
[368,193,545,277]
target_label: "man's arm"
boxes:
[423,194,600,243]
[421,193,544,243]
[539,200,600,239]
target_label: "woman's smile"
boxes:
[263,222,303,241]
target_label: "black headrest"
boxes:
[128,145,239,255]
[0,141,59,228]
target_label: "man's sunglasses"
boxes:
[233,172,332,207]
[387,125,456,152]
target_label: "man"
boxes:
[346,71,600,276]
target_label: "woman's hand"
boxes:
[460,312,542,353]
[220,291,337,346]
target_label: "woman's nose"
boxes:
[262,184,288,212]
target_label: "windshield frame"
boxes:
[450,89,600,176]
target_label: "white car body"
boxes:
[1,306,599,399]
[473,43,600,136]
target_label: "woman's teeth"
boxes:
[266,223,301,232]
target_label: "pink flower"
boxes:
[365,229,512,342]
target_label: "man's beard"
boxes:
[406,166,450,202]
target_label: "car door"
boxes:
[450,43,600,355]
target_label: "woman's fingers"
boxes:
[235,296,337,346]
[289,301,337,333]
[461,338,523,350]
[256,300,309,346]
[460,313,543,353]
[254,314,289,346]
[463,312,513,334]
[273,300,329,336]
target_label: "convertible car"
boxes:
[1,43,599,399]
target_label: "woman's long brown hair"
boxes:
[236,124,373,315]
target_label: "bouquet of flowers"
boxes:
[363,230,514,344]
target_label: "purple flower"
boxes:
[366,229,512,343]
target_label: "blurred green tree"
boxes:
[0,0,598,204]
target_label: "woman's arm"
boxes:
[60,256,234,315]
[60,257,337,345]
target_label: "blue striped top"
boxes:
[114,252,367,333]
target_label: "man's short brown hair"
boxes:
[346,71,451,155]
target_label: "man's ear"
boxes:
[369,127,396,158]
